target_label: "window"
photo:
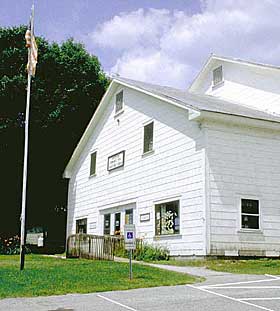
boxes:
[125,209,133,225]
[115,91,123,114]
[76,218,87,234]
[114,213,121,235]
[143,121,154,153]
[213,66,223,86]
[155,200,180,235]
[104,214,111,235]
[90,151,97,176]
[241,199,259,229]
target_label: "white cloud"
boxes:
[91,0,280,89]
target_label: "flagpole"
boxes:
[20,71,31,271]
[20,6,34,271]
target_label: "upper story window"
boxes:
[155,200,180,235]
[115,90,124,114]
[90,151,97,176]
[76,218,87,234]
[143,121,154,154]
[212,65,223,86]
[241,199,259,229]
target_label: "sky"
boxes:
[1,0,280,89]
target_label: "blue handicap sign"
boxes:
[127,232,133,239]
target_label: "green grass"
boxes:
[0,255,199,299]
[155,258,280,274]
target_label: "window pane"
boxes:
[125,209,133,225]
[115,91,123,113]
[242,199,259,215]
[76,218,87,234]
[114,213,121,235]
[213,66,223,86]
[104,214,111,235]
[155,200,179,235]
[242,215,259,229]
[90,152,97,175]
[143,122,154,153]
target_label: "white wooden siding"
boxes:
[67,86,205,256]
[205,120,280,255]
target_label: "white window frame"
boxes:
[154,198,180,236]
[89,150,97,177]
[212,65,223,87]
[238,196,261,232]
[142,120,154,155]
[115,90,124,116]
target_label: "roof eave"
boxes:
[192,110,280,130]
[63,81,117,179]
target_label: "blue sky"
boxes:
[1,0,280,88]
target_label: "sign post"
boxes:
[124,224,136,280]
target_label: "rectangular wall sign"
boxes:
[107,151,125,171]
[140,213,150,222]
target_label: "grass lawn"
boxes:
[156,258,280,275]
[0,255,199,299]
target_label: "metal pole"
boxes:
[20,72,31,271]
[129,250,132,280]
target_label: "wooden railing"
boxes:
[66,234,143,260]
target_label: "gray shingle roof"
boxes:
[115,77,280,123]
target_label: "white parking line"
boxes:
[204,286,280,289]
[97,294,138,311]
[265,274,280,280]
[240,298,280,301]
[204,276,279,288]
[188,285,276,311]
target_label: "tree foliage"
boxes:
[0,26,109,240]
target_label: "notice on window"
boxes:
[108,151,125,171]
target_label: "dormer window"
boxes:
[213,66,223,86]
[115,90,123,114]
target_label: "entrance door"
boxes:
[114,213,121,235]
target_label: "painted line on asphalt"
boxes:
[97,294,138,311]
[203,286,280,289]
[265,274,280,280]
[240,298,280,301]
[203,276,279,288]
[187,285,276,311]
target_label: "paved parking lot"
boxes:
[1,274,280,310]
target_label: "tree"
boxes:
[0,26,109,242]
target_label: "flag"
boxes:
[25,6,38,76]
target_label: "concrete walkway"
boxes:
[114,257,268,286]
[114,256,229,277]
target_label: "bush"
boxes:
[0,236,31,255]
[135,243,169,261]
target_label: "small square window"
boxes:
[241,199,259,229]
[76,218,87,234]
[213,66,223,86]
[155,200,180,235]
[90,152,97,176]
[143,122,154,153]
[115,91,123,114]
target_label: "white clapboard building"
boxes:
[64,55,280,257]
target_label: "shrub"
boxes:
[0,235,31,255]
[135,243,169,261]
